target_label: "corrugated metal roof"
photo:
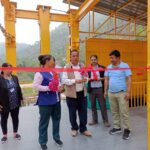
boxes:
[63,0,147,25]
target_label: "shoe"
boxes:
[82,130,92,137]
[88,121,98,126]
[1,137,7,143]
[104,121,110,127]
[122,129,131,140]
[40,145,48,150]
[71,130,78,137]
[14,134,21,140]
[109,128,122,135]
[55,140,63,147]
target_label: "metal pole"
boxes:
[147,0,150,150]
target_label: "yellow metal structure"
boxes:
[68,9,79,50]
[75,0,100,21]
[4,2,17,67]
[37,5,51,54]
[16,9,69,22]
[147,0,150,149]
[1,0,71,64]
[1,0,10,12]
[66,44,71,63]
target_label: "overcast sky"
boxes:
[0,0,77,44]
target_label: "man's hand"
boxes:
[104,91,108,99]
[82,78,87,82]
[89,78,103,81]
[124,92,130,101]
[0,105,3,111]
[76,79,87,84]
[58,85,65,93]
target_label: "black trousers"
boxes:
[66,91,87,133]
[0,107,19,135]
[89,88,108,122]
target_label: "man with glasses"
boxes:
[88,55,110,127]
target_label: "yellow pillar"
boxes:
[4,2,17,66]
[66,44,70,63]
[147,0,150,150]
[37,5,51,55]
[68,9,79,51]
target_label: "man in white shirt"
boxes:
[62,50,92,137]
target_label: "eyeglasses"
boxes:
[91,59,97,61]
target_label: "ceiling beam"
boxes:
[68,0,146,25]
[136,12,147,19]
[114,0,135,13]
[75,0,100,21]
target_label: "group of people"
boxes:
[0,49,132,150]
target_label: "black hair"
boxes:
[38,54,53,66]
[70,49,79,56]
[1,63,12,75]
[52,56,55,62]
[90,55,98,60]
[109,50,120,57]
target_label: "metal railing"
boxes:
[130,81,147,108]
[20,84,37,106]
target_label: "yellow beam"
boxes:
[37,5,51,55]
[16,9,69,22]
[16,9,38,20]
[75,0,100,21]
[92,11,95,32]
[79,30,146,38]
[114,13,116,35]
[50,13,69,22]
[88,12,91,37]
[1,0,10,11]
[68,9,79,50]
[147,1,150,150]
[4,2,17,67]
[134,17,136,35]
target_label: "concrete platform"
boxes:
[0,101,147,150]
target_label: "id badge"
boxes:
[10,88,15,93]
